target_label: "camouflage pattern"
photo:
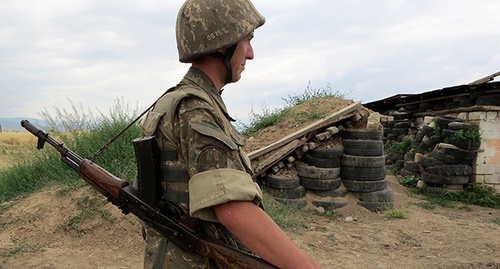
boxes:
[138,67,261,268]
[176,0,266,62]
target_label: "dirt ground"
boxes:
[1,98,499,268]
[1,175,499,269]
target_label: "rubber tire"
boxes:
[434,116,463,128]
[302,154,340,168]
[357,200,394,212]
[342,129,383,140]
[300,177,342,191]
[313,187,348,198]
[440,129,456,138]
[342,179,388,193]
[341,166,386,181]
[274,197,308,209]
[296,163,340,179]
[476,94,500,106]
[425,165,472,176]
[341,155,386,168]
[439,147,477,161]
[418,155,446,167]
[343,140,384,156]
[351,187,394,202]
[308,147,344,159]
[448,137,480,151]
[403,161,422,173]
[312,200,349,210]
[420,172,469,185]
[393,121,412,129]
[430,149,471,165]
[448,122,475,131]
[265,185,307,199]
[391,128,406,137]
[265,174,300,189]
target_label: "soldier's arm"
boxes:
[213,201,320,269]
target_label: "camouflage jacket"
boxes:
[138,67,263,268]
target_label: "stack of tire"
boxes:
[341,129,394,211]
[419,116,478,192]
[296,145,349,211]
[264,172,308,209]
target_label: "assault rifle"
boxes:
[21,120,277,269]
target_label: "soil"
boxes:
[1,98,499,269]
[1,177,499,269]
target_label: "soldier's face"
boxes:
[230,32,255,82]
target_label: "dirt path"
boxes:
[1,175,499,269]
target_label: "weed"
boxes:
[263,193,310,231]
[238,81,349,136]
[0,98,140,203]
[397,230,413,244]
[60,194,117,236]
[0,235,41,258]
[458,205,473,212]
[386,209,409,219]
[413,202,436,211]
[410,184,500,209]
[491,218,500,226]
[325,233,338,244]
[399,175,419,188]
[432,123,443,136]
[454,128,481,142]
[385,138,414,155]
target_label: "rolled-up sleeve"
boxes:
[189,168,263,222]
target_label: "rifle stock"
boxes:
[20,120,277,269]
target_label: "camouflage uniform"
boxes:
[136,0,266,267]
[138,67,263,268]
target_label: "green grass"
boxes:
[59,193,117,236]
[409,184,500,209]
[263,193,311,231]
[238,81,349,136]
[0,98,141,203]
[386,208,409,219]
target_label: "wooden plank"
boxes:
[253,138,303,174]
[247,102,361,160]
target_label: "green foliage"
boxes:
[238,81,350,136]
[390,163,403,175]
[411,184,500,209]
[282,81,350,108]
[412,201,436,210]
[239,106,290,136]
[60,194,117,236]
[454,128,481,142]
[385,138,414,155]
[398,175,419,188]
[0,98,141,203]
[432,123,443,136]
[0,235,42,258]
[263,192,312,231]
[386,209,409,219]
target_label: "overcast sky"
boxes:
[1,0,499,123]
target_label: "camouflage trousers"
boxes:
[143,227,213,269]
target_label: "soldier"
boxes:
[137,0,320,268]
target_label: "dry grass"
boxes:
[0,131,37,169]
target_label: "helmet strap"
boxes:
[209,44,238,84]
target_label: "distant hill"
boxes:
[0,117,47,132]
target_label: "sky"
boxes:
[1,0,499,124]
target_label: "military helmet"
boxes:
[176,0,266,63]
